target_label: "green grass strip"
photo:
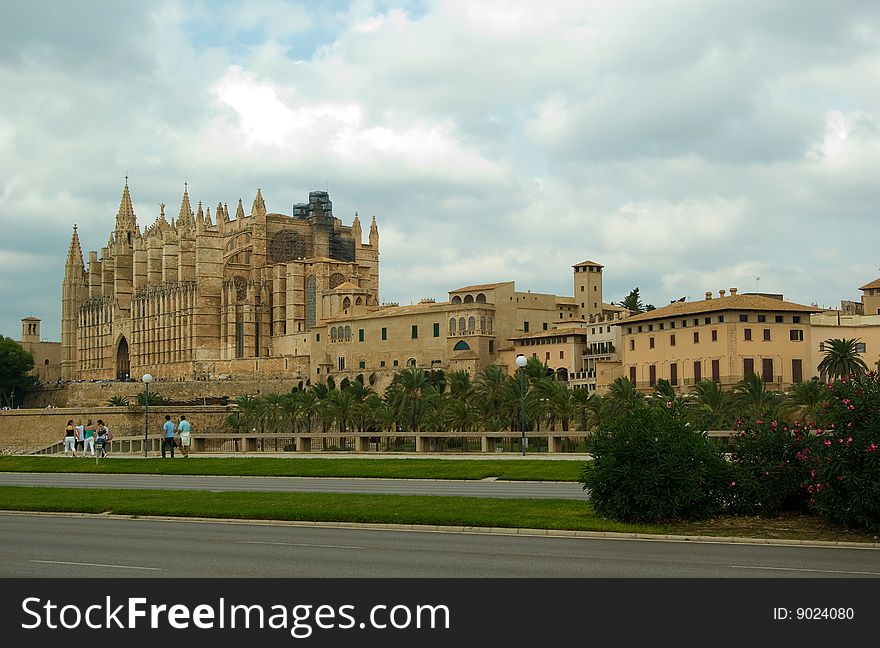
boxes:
[0,486,663,534]
[0,457,584,482]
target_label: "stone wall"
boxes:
[24,378,307,409]
[0,406,232,454]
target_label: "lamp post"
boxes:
[142,373,153,458]
[516,354,528,456]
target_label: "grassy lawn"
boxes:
[0,456,584,482]
[0,486,658,534]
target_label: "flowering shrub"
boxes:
[797,374,880,532]
[580,408,728,522]
[726,418,807,516]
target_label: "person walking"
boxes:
[74,419,85,457]
[83,419,96,457]
[178,415,191,457]
[161,415,176,458]
[63,420,76,457]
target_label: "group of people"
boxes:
[161,415,192,458]
[63,419,111,458]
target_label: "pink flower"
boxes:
[846,437,853,446]
[811,470,815,478]
[807,485,814,493]
[868,443,877,453]
[838,438,844,444]
[730,481,736,487]
[848,405,855,411]
[831,423,836,428]
[816,483,823,492]
[824,440,832,446]
[847,422,853,428]
[771,421,778,429]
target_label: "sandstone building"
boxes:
[17,318,61,383]
[62,183,623,387]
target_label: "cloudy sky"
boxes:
[1,0,879,341]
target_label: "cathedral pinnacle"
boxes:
[235,198,245,220]
[115,178,138,234]
[178,183,194,227]
[65,223,85,273]
[252,188,266,218]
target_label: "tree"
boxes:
[0,336,37,407]
[817,338,869,381]
[787,377,827,423]
[620,288,644,314]
[688,380,733,430]
[603,377,646,418]
[107,396,129,407]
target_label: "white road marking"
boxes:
[237,540,366,550]
[31,560,161,571]
[729,565,880,576]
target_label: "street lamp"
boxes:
[142,373,153,458]
[515,354,528,456]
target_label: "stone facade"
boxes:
[17,318,61,383]
[62,183,378,383]
[62,184,622,387]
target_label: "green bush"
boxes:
[797,375,880,532]
[580,408,728,522]
[726,418,807,516]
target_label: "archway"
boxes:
[116,337,130,381]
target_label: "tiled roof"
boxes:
[859,277,880,290]
[573,260,604,268]
[622,293,819,324]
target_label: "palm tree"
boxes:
[733,373,793,422]
[602,377,645,419]
[787,377,828,423]
[688,379,733,430]
[260,393,285,433]
[475,364,508,430]
[325,389,357,434]
[107,396,129,407]
[223,412,243,433]
[570,388,602,431]
[817,338,869,381]
[234,394,262,432]
[393,367,431,432]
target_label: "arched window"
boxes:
[476,293,486,303]
[451,296,462,304]
[449,318,456,334]
[408,358,416,367]
[459,317,466,334]
[343,297,351,310]
[453,340,471,351]
[331,328,337,342]
[336,326,344,340]
[355,297,362,305]
[464,294,474,303]
[468,316,475,333]
[344,325,351,341]
[307,276,316,327]
[487,317,493,334]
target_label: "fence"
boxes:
[31,430,737,456]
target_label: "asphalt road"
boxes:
[0,472,585,499]
[1,513,878,578]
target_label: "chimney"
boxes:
[730,288,737,296]
[705,291,712,300]
[719,289,726,297]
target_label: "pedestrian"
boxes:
[96,419,109,458]
[161,415,176,458]
[178,415,191,457]
[63,420,76,457]
[83,419,96,457]
[75,419,85,457]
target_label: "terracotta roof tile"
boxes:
[622,293,819,324]
[859,277,880,291]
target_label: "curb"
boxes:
[2,510,878,549]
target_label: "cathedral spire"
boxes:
[65,224,85,272]
[235,198,245,220]
[369,214,379,247]
[205,206,213,227]
[115,177,138,235]
[352,211,362,245]
[178,182,194,227]
[252,188,266,218]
